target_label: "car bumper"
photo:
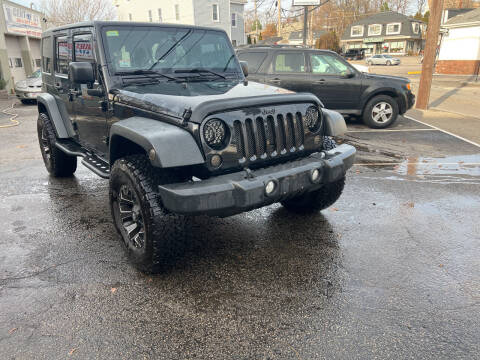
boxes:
[15,89,41,100]
[407,91,415,109]
[157,144,356,217]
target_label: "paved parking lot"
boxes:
[1,100,479,359]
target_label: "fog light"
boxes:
[265,180,276,195]
[311,168,321,183]
[210,154,222,168]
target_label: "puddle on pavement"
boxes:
[355,153,480,183]
[394,154,480,177]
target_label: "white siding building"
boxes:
[437,8,480,75]
[113,0,246,46]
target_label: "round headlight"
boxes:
[304,106,321,132]
[203,118,228,150]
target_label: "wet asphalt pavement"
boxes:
[1,101,479,359]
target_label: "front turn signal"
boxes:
[406,83,411,91]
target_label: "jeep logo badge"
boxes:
[262,108,276,115]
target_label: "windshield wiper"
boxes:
[115,69,177,81]
[174,68,226,80]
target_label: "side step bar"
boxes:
[55,140,110,179]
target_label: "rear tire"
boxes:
[281,137,345,213]
[362,95,398,129]
[109,154,188,274]
[367,61,373,66]
[37,112,77,177]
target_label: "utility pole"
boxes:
[254,0,258,37]
[302,6,308,46]
[416,0,444,109]
[277,0,281,36]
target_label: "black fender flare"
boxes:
[109,117,205,168]
[322,109,347,136]
[36,93,75,138]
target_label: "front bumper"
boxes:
[15,89,41,100]
[158,144,356,217]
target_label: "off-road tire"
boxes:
[362,94,399,129]
[281,137,345,213]
[37,112,77,177]
[109,154,187,274]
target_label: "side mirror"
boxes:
[69,62,95,85]
[240,61,248,77]
[342,69,355,79]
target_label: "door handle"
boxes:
[269,78,282,84]
[314,79,326,83]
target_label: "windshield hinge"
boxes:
[181,108,192,127]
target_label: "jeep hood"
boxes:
[115,80,321,124]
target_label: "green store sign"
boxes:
[363,37,384,43]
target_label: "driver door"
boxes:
[70,31,108,156]
[307,52,363,111]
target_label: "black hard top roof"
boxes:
[42,21,226,36]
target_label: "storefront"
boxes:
[341,12,424,57]
[0,0,45,91]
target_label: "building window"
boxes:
[212,4,219,22]
[368,24,382,36]
[412,22,420,34]
[148,10,152,22]
[128,13,132,21]
[158,8,162,22]
[386,23,401,35]
[231,12,236,27]
[8,58,13,68]
[175,4,180,21]
[14,58,23,68]
[35,58,41,67]
[351,25,363,37]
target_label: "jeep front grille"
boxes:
[233,112,305,162]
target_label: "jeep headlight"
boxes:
[203,118,228,150]
[304,106,321,132]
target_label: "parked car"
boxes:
[14,69,42,104]
[366,54,401,66]
[351,63,369,73]
[342,49,365,60]
[236,47,415,128]
[36,21,356,273]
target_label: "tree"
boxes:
[41,0,115,27]
[247,35,252,45]
[315,32,340,53]
[251,20,262,32]
[380,2,391,11]
[261,23,277,39]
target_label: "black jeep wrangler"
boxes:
[37,22,356,273]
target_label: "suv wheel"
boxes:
[109,154,188,273]
[280,138,345,213]
[362,95,399,129]
[37,112,77,177]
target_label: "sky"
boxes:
[12,0,43,10]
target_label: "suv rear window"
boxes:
[42,36,52,73]
[237,52,267,73]
[274,53,305,73]
[56,36,70,74]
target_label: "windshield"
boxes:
[28,69,41,78]
[102,26,241,76]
